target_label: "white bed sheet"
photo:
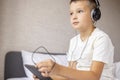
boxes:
[7,77,31,80]
[114,61,120,80]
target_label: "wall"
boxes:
[0,0,120,80]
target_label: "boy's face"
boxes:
[70,1,93,31]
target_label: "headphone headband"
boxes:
[94,0,100,8]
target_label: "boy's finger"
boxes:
[33,75,36,78]
[33,75,40,80]
[34,78,39,80]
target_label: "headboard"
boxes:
[4,51,27,80]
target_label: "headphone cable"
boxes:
[32,46,56,65]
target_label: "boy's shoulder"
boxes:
[93,28,109,39]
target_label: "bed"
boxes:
[4,51,120,80]
[4,51,67,80]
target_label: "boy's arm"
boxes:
[33,75,69,80]
[50,75,69,80]
[51,61,104,80]
[49,61,76,80]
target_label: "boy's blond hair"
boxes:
[70,0,97,10]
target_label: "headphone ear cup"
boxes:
[91,9,95,21]
[91,8,101,21]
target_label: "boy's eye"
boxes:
[78,10,84,13]
[70,12,73,15]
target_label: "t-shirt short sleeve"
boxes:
[92,34,114,64]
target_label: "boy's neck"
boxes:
[79,27,95,41]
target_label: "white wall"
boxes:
[0,0,120,80]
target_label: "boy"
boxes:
[34,0,114,80]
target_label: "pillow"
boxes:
[21,50,68,79]
[114,61,120,80]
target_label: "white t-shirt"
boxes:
[67,28,114,80]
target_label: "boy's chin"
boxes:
[72,26,80,30]
[72,26,86,32]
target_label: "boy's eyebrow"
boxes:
[76,7,83,10]
[70,7,83,12]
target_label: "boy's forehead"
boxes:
[70,1,90,11]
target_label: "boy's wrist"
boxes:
[50,63,61,75]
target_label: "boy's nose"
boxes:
[72,14,77,20]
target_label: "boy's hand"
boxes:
[33,59,55,80]
[33,75,39,80]
[36,59,56,77]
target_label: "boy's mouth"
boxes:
[73,21,79,25]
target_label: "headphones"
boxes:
[91,0,101,21]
